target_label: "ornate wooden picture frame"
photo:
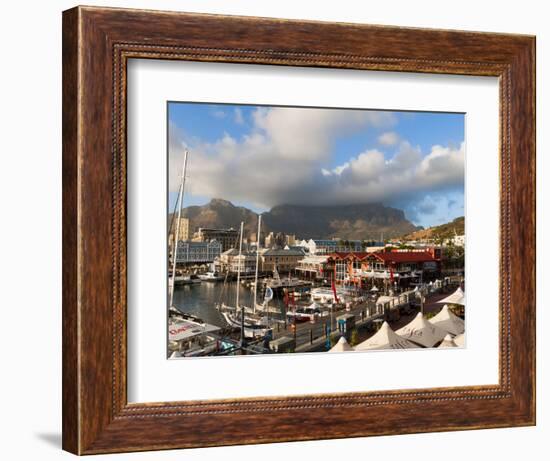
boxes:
[62,6,535,455]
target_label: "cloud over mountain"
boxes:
[169,106,464,224]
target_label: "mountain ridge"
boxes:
[402,216,465,241]
[171,198,421,241]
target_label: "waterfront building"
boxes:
[261,248,305,273]
[229,253,258,274]
[327,247,442,286]
[194,227,239,252]
[215,248,258,274]
[306,239,363,255]
[294,239,311,253]
[295,255,330,279]
[294,238,364,255]
[175,240,222,264]
[284,244,308,252]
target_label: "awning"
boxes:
[429,304,465,335]
[437,287,465,306]
[355,321,418,351]
[328,336,353,353]
[438,334,459,348]
[396,312,447,347]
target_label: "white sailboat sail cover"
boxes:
[453,333,465,347]
[438,333,458,348]
[355,321,418,351]
[329,336,353,353]
[396,312,447,347]
[437,287,465,305]
[429,304,465,335]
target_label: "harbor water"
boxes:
[172,281,287,328]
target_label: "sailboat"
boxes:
[168,150,221,357]
[217,220,274,339]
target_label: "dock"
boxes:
[269,301,387,353]
[268,288,421,352]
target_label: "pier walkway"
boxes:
[269,288,429,352]
[270,301,388,353]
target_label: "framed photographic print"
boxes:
[62,6,535,455]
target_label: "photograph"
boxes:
[167,102,466,358]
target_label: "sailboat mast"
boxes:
[169,149,188,308]
[235,222,245,346]
[253,214,262,314]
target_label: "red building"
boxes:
[327,248,442,288]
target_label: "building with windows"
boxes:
[168,217,190,249]
[175,240,222,264]
[285,234,296,246]
[194,227,239,252]
[264,231,286,249]
[295,255,330,280]
[296,239,363,255]
[327,247,442,286]
[261,248,305,273]
[215,249,258,274]
[449,234,465,247]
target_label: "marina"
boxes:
[166,129,466,358]
[169,273,463,356]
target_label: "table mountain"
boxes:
[172,198,420,240]
[264,203,420,240]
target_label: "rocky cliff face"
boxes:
[263,203,419,240]
[178,198,259,236]
[172,199,419,240]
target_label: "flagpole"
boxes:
[253,214,262,314]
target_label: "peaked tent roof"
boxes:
[396,312,447,347]
[437,287,465,306]
[328,336,354,353]
[355,321,418,351]
[453,333,465,347]
[438,333,458,348]
[429,305,465,335]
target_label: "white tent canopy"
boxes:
[437,287,465,306]
[438,334,458,348]
[429,304,465,335]
[453,333,465,347]
[329,336,353,353]
[396,312,447,347]
[355,321,418,351]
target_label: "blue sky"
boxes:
[168,102,464,228]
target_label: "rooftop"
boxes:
[328,249,439,263]
[199,228,238,233]
[263,248,306,257]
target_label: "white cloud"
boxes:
[211,109,226,119]
[169,106,464,213]
[378,131,400,146]
[234,107,245,125]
